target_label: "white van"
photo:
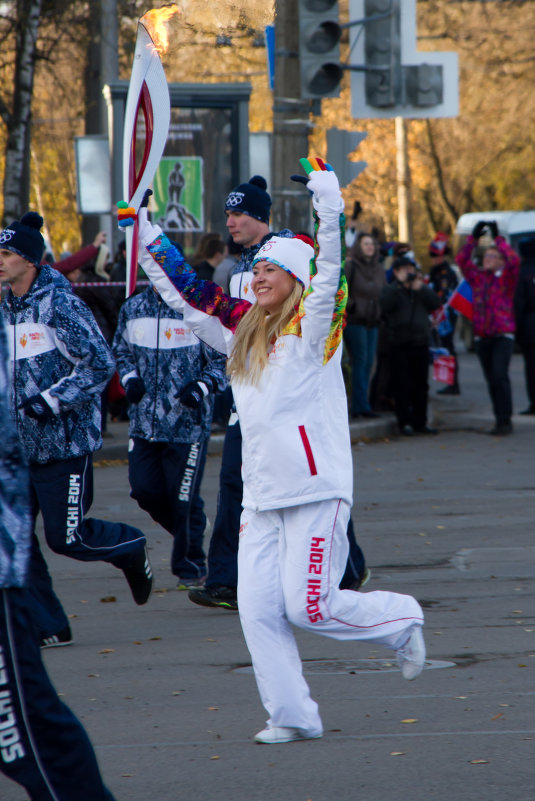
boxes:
[455,211,535,253]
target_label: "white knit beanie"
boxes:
[252,236,313,288]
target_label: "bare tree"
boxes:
[0,0,42,223]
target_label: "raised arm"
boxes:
[455,235,479,283]
[135,207,251,356]
[293,159,347,364]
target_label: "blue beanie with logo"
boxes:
[0,212,45,266]
[224,175,271,223]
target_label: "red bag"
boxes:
[107,371,125,401]
[433,354,456,385]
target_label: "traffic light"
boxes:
[298,0,343,99]
[405,64,444,107]
[363,0,401,107]
[348,0,456,119]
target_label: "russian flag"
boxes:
[448,279,473,320]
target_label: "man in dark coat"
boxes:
[380,257,441,435]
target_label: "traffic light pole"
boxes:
[395,115,411,243]
[271,0,314,235]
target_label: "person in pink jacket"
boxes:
[456,221,520,434]
[123,158,426,745]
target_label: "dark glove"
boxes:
[352,200,363,219]
[125,377,146,404]
[20,393,54,421]
[488,221,499,239]
[472,221,487,239]
[140,189,153,208]
[290,173,309,186]
[177,380,208,409]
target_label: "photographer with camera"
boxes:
[456,220,520,435]
[380,256,441,435]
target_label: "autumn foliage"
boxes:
[1,0,535,263]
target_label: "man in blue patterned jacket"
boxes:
[0,309,118,801]
[112,285,227,588]
[0,212,152,648]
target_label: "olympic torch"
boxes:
[122,5,178,297]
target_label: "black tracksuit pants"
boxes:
[391,343,430,429]
[0,588,116,801]
[128,438,207,581]
[476,336,514,425]
[28,454,147,639]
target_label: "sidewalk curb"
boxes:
[96,414,401,462]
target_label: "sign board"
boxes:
[74,135,111,214]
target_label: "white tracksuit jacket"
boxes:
[137,198,353,514]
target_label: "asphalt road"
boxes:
[1,351,534,801]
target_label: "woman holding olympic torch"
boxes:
[120,158,426,744]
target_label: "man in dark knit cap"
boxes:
[0,212,152,648]
[188,176,279,609]
[380,257,441,436]
[223,175,274,299]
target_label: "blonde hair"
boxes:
[228,280,304,385]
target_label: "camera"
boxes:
[405,272,417,282]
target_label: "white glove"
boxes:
[305,164,343,212]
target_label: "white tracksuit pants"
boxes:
[237,499,424,735]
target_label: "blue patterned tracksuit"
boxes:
[112,287,227,580]
[0,311,116,801]
[3,265,111,465]
[2,265,147,638]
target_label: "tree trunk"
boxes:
[2,0,43,225]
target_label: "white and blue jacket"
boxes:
[0,312,31,587]
[112,287,227,443]
[2,264,115,464]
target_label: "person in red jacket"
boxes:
[456,221,520,435]
[47,231,108,277]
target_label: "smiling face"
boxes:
[251,261,297,314]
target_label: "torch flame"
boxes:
[141,4,180,55]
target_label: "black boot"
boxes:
[438,384,460,395]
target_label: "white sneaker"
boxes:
[254,726,323,744]
[396,625,426,680]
